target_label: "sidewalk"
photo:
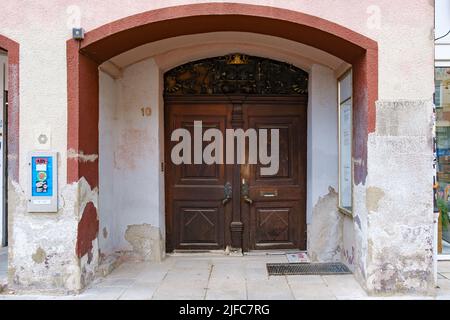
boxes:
[0,247,7,291]
[1,254,449,300]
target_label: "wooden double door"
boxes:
[165,96,307,252]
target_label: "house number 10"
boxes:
[141,107,151,117]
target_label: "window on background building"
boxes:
[338,70,353,215]
[435,67,450,255]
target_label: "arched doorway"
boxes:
[66,2,378,265]
[164,54,308,252]
[67,2,378,190]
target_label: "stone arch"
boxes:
[66,2,378,260]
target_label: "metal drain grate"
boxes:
[267,262,352,276]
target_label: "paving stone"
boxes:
[247,278,293,300]
[288,282,337,300]
[1,256,448,300]
[205,287,247,300]
[440,273,450,281]
[136,270,168,283]
[322,275,368,299]
[152,275,209,300]
[36,295,78,300]
[164,269,211,282]
[439,261,450,273]
[0,294,40,300]
[96,278,136,288]
[172,259,212,270]
[152,282,206,300]
[437,278,450,291]
[286,275,326,285]
[77,286,127,300]
[245,267,269,281]
[210,265,246,278]
[119,282,159,300]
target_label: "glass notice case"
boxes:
[338,70,353,215]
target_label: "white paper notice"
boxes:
[340,100,352,209]
[36,164,47,171]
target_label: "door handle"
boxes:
[243,195,253,205]
[241,179,253,205]
[222,182,232,205]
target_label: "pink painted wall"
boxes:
[0,0,433,189]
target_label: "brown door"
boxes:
[165,100,233,251]
[241,98,307,250]
[165,96,307,252]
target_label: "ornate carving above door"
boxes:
[164,54,309,96]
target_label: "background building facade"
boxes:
[0,0,436,296]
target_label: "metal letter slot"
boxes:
[260,190,278,198]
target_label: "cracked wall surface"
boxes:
[0,0,435,295]
[124,224,164,262]
[8,177,99,294]
[342,183,368,285]
[8,179,79,293]
[98,60,165,263]
[365,100,435,295]
[76,178,99,289]
[308,187,342,262]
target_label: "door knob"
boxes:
[222,182,232,205]
[241,179,253,205]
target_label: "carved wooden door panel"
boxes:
[165,101,232,251]
[241,99,307,250]
[164,54,309,252]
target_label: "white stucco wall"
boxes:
[0,53,6,248]
[99,59,164,256]
[0,0,434,195]
[98,71,118,255]
[0,0,436,293]
[307,64,339,223]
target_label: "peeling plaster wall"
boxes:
[342,100,435,296]
[307,64,339,225]
[124,224,164,262]
[306,64,340,261]
[99,58,165,261]
[308,187,342,262]
[364,100,435,295]
[0,0,435,294]
[0,0,434,193]
[76,179,99,289]
[8,178,97,293]
[342,183,368,282]
[99,71,118,256]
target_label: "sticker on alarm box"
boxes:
[31,156,53,197]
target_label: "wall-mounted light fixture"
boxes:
[72,28,85,41]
